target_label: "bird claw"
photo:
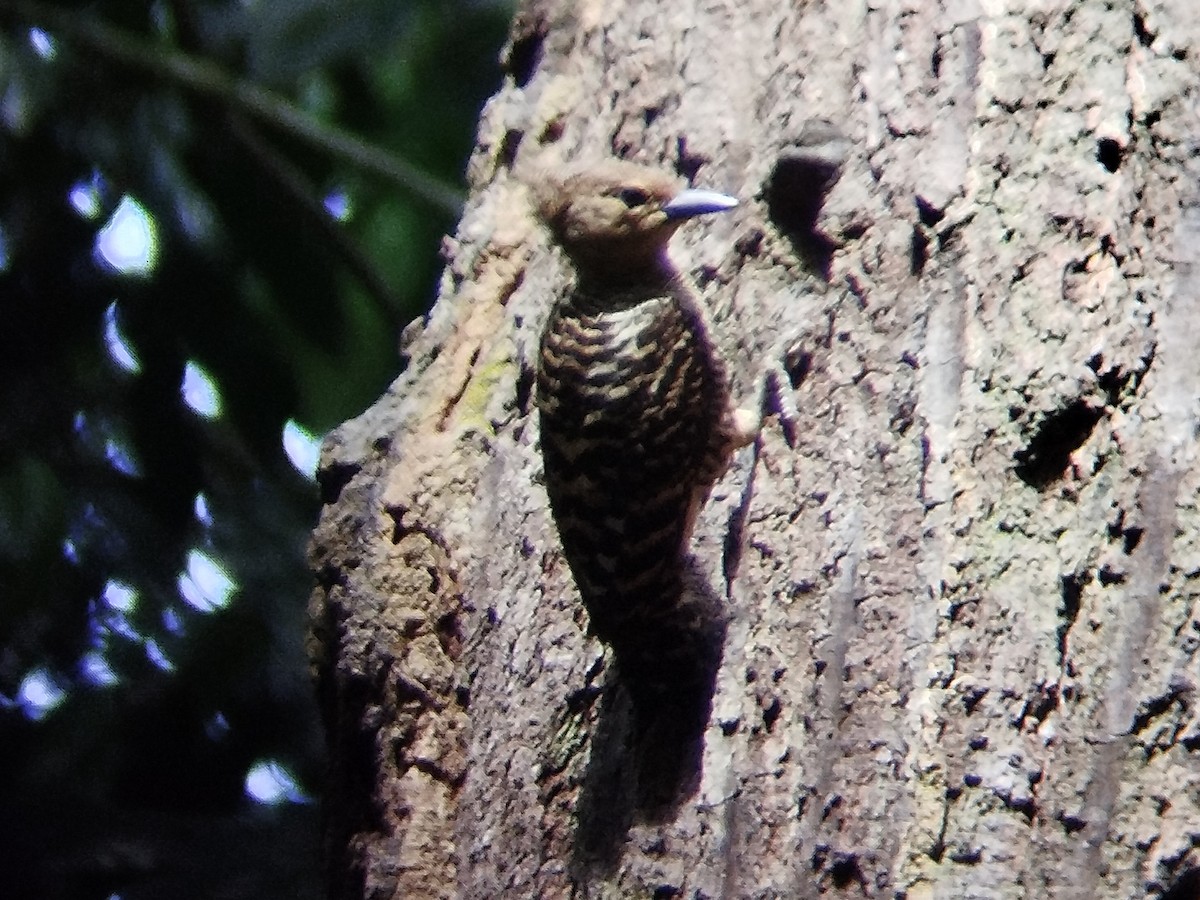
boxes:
[761,358,801,450]
[729,356,801,452]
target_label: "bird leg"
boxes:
[730,348,803,451]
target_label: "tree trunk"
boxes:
[308,2,1200,897]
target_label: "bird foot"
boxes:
[762,359,801,449]
[729,355,801,451]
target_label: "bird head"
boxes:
[535,160,737,281]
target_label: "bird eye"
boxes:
[617,187,650,208]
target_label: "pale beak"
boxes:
[662,188,739,220]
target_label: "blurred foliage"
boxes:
[0,0,511,897]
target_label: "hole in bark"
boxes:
[1017,686,1058,726]
[515,360,534,417]
[316,459,360,506]
[1107,508,1146,555]
[694,264,720,289]
[435,612,463,659]
[539,115,565,144]
[674,136,708,182]
[313,562,342,591]
[652,885,681,899]
[949,847,982,864]
[1131,690,1180,735]
[784,346,812,389]
[505,27,544,87]
[947,596,971,624]
[1089,355,1138,404]
[910,225,929,275]
[998,791,1036,822]
[734,227,764,258]
[1058,811,1087,834]
[1057,573,1085,660]
[962,687,987,714]
[1161,868,1200,900]
[891,397,916,435]
[1133,12,1154,48]
[765,154,841,279]
[1123,526,1144,554]
[497,128,523,169]
[1097,138,1123,173]
[1013,399,1104,489]
[828,853,864,888]
[916,196,946,227]
[565,684,601,713]
[761,695,782,732]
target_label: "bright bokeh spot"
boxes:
[162,605,185,636]
[107,616,140,642]
[79,651,119,687]
[181,360,222,418]
[95,195,158,276]
[90,587,142,650]
[69,178,102,219]
[282,419,321,479]
[244,759,309,805]
[93,596,140,642]
[17,668,66,720]
[144,638,174,672]
[104,435,141,477]
[178,548,236,612]
[323,189,352,222]
[103,579,138,613]
[103,302,141,374]
[72,410,140,475]
[28,28,55,60]
[193,492,213,527]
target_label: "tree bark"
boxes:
[308,1,1200,897]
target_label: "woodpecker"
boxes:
[534,160,748,687]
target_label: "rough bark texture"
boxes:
[308,2,1200,897]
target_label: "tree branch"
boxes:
[0,0,466,217]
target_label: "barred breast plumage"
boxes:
[533,160,742,673]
